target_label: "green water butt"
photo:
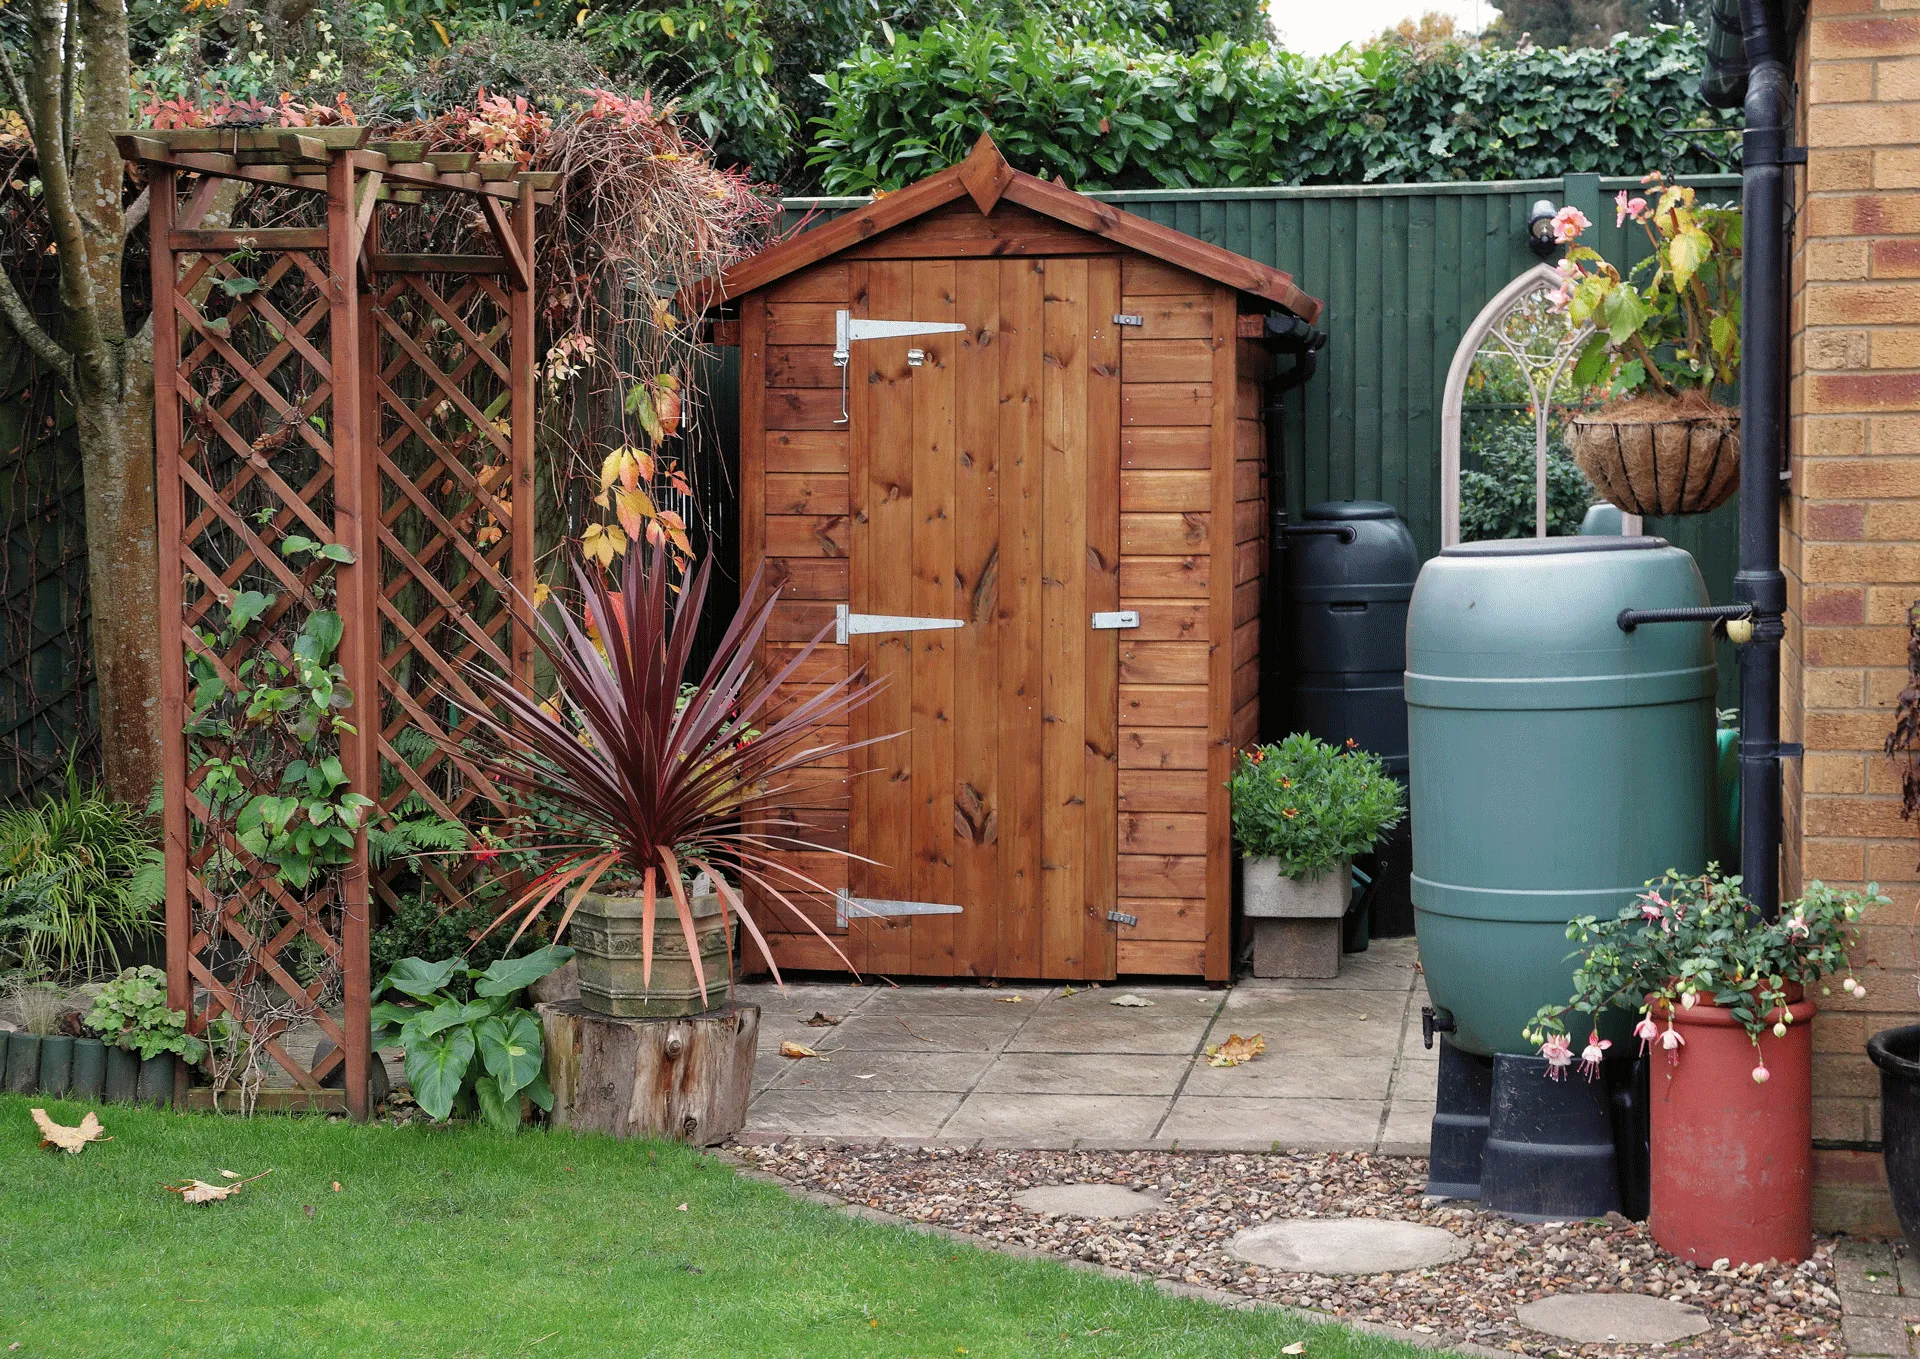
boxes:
[1407,537,1717,1058]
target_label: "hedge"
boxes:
[808,21,1738,194]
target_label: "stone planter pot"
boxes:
[1567,401,1739,517]
[571,891,734,1018]
[1243,856,1350,980]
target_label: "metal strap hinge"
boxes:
[1113,313,1144,327]
[1106,910,1138,928]
[835,890,964,929]
[835,604,967,646]
[1091,611,1139,630]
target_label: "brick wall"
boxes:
[1793,0,1920,1237]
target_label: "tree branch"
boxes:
[122,185,149,239]
[25,0,102,379]
[59,0,73,172]
[0,265,72,383]
[0,44,35,148]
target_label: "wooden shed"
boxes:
[700,136,1323,983]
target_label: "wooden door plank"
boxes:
[1041,258,1090,980]
[910,259,959,977]
[856,260,918,976]
[844,263,874,973]
[952,259,1003,978]
[997,259,1046,978]
[1205,286,1238,984]
[1083,257,1122,981]
[739,289,774,942]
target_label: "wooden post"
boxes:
[149,168,190,1108]
[510,188,536,688]
[538,1002,759,1145]
[327,148,375,1120]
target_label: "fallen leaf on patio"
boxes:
[31,1108,108,1154]
[854,1073,875,1080]
[992,995,1023,1003]
[167,1169,272,1203]
[1109,994,1154,1007]
[1061,985,1079,997]
[1281,1343,1307,1355]
[802,1012,840,1027]
[780,1041,827,1061]
[1204,1034,1267,1067]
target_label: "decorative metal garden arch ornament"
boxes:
[1440,263,1626,547]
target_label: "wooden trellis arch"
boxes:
[120,128,553,1118]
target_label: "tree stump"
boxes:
[537,1000,759,1146]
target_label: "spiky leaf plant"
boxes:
[457,545,885,1005]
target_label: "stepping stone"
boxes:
[1517,1293,1710,1344]
[1013,1183,1165,1219]
[1228,1218,1468,1275]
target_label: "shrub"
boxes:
[1459,420,1596,541]
[1230,734,1404,878]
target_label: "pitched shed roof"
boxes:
[687,135,1323,323]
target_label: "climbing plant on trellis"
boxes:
[123,127,549,1117]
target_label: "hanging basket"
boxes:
[1567,396,1740,518]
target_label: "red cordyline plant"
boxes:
[457,545,884,1002]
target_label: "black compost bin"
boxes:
[1283,500,1417,774]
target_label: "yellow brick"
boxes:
[1812,329,1873,368]
[1869,667,1912,707]
[1872,415,1920,453]
[1812,102,1920,146]
[1880,58,1920,100]
[1804,837,1867,884]
[1804,280,1920,325]
[1807,626,1908,666]
[1807,667,1870,708]
[1810,708,1917,747]
[1804,416,1869,456]
[1811,14,1920,61]
[1808,752,1870,793]
[1811,238,1872,279]
[1801,458,1920,497]
[1875,146,1920,187]
[1867,499,1920,537]
[1873,329,1920,367]
[1806,794,1913,837]
[1868,584,1920,623]
[1816,60,1880,102]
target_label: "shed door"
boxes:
[846,257,1121,980]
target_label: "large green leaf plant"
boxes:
[370,944,574,1129]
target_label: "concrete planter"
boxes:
[571,890,734,1018]
[1244,856,1350,979]
[1242,856,1350,918]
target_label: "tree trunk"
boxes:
[72,362,162,806]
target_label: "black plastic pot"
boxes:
[1867,1025,1920,1241]
[103,1046,139,1103]
[69,1038,106,1100]
[1482,1052,1623,1220]
[135,1054,174,1106]
[37,1034,73,1097]
[4,1032,39,1094]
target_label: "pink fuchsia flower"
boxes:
[1680,989,1698,1009]
[1552,205,1591,243]
[1660,1022,1686,1057]
[472,846,502,864]
[1580,1032,1612,1080]
[1638,890,1666,923]
[1752,1060,1771,1084]
[1633,1016,1660,1053]
[1786,912,1809,939]
[1540,1033,1574,1079]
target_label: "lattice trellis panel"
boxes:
[134,130,545,1118]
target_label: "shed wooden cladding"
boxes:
[717,137,1318,983]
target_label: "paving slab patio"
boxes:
[736,935,1439,1152]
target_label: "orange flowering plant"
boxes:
[1229,733,1402,878]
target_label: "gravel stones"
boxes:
[1014,1183,1165,1218]
[1230,1218,1468,1275]
[1517,1293,1712,1344]
[734,1143,1842,1359]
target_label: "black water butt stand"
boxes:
[1427,1035,1494,1199]
[1481,1053,1623,1220]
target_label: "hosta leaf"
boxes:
[403,1026,474,1121]
[475,1072,522,1131]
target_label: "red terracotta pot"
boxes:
[1648,995,1815,1267]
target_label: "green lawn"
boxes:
[0,1094,1458,1359]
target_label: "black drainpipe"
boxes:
[1260,313,1326,741]
[1735,0,1796,919]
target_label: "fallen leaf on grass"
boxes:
[675,1202,688,1212]
[1109,993,1154,1008]
[780,1041,827,1061]
[31,1108,108,1154]
[331,1181,342,1192]
[166,1168,273,1203]
[802,1012,840,1027]
[219,1169,241,1179]
[1281,1343,1307,1355]
[1204,1033,1267,1067]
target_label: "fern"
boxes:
[369,815,470,870]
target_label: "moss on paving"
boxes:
[0,1094,1464,1359]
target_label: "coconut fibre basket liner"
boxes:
[1567,408,1740,517]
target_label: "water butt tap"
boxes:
[1421,1005,1456,1051]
